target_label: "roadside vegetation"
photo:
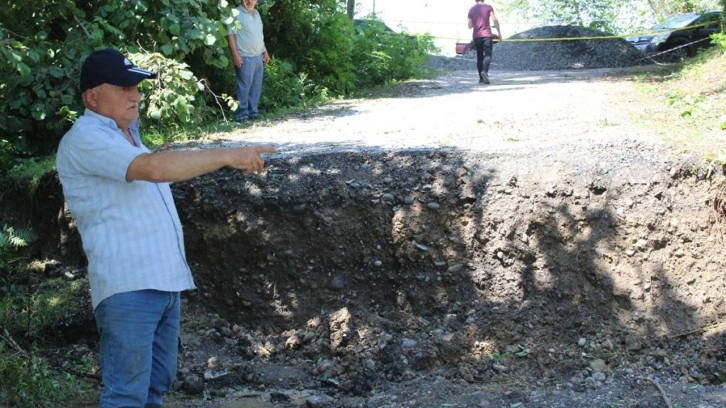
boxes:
[630,34,726,172]
[0,0,724,405]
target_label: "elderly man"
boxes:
[56,48,276,407]
[228,0,270,121]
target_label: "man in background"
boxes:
[228,0,271,122]
[468,0,502,84]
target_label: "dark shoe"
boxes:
[234,116,248,122]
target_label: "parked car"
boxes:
[626,10,722,62]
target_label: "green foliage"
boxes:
[0,223,89,406]
[0,0,236,157]
[350,19,438,89]
[502,0,628,30]
[712,32,726,49]
[704,150,726,178]
[0,346,81,407]
[502,0,722,33]
[133,52,205,127]
[707,150,726,166]
[0,224,37,272]
[0,24,85,156]
[4,156,56,195]
[665,90,705,117]
[1,279,86,339]
[260,59,329,112]
[0,140,15,177]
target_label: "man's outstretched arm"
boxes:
[126,145,278,183]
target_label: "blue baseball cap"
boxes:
[80,48,157,92]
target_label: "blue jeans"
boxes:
[95,290,181,408]
[234,54,264,120]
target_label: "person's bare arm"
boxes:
[126,145,278,183]
[491,12,502,38]
[228,34,243,68]
[468,18,473,29]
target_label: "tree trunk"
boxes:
[347,0,355,20]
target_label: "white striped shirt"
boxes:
[56,109,195,309]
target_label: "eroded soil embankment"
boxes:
[164,142,726,383]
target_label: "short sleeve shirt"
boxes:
[227,6,266,57]
[468,3,495,39]
[56,109,195,309]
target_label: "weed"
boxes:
[665,90,705,117]
[711,32,726,49]
[0,340,82,407]
[488,352,513,359]
[514,344,531,357]
[598,118,617,127]
[4,156,56,196]
[0,224,37,272]
[704,151,726,179]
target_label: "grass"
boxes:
[4,155,57,196]
[630,47,726,163]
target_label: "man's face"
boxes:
[242,0,257,11]
[85,84,141,131]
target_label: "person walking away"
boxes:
[468,0,501,84]
[228,0,270,121]
[56,48,277,407]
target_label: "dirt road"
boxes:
[213,67,661,155]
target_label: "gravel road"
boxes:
[212,65,663,157]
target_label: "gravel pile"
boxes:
[430,25,651,71]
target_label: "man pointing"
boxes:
[56,48,277,407]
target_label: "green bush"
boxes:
[0,27,86,156]
[4,156,56,196]
[133,52,207,126]
[0,223,89,407]
[0,0,235,157]
[351,19,438,88]
[0,346,81,407]
[0,224,37,274]
[260,59,329,112]
[712,32,726,49]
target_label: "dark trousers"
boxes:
[474,37,494,74]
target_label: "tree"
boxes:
[347,0,355,19]
[501,0,721,30]
[0,0,235,156]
